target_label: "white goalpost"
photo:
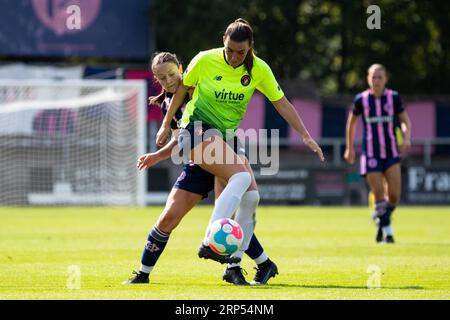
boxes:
[0,79,147,206]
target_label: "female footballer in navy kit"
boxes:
[345,64,411,243]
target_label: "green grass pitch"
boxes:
[0,206,449,300]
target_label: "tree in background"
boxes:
[151,0,449,96]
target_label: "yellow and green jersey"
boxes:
[180,48,284,137]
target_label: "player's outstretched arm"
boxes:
[344,112,358,165]
[156,85,188,147]
[138,130,180,170]
[271,96,325,162]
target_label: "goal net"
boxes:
[0,79,147,206]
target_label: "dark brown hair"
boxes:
[149,52,180,106]
[224,18,254,76]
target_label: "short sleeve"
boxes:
[392,91,405,114]
[170,113,180,129]
[161,96,182,129]
[182,51,204,87]
[255,59,284,102]
[352,94,363,116]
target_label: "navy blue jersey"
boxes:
[160,92,186,129]
[352,88,404,159]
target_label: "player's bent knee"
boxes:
[229,171,252,188]
[156,210,183,233]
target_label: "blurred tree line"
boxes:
[150,0,449,96]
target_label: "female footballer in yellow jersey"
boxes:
[124,52,279,286]
[157,19,324,283]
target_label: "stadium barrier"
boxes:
[147,137,450,206]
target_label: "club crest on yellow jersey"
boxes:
[241,74,251,86]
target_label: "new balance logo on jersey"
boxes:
[214,89,244,101]
[214,75,223,81]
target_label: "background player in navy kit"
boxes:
[124,52,277,285]
[344,64,411,243]
[368,114,404,209]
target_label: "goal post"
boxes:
[0,79,147,206]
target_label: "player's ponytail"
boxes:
[149,52,180,106]
[224,18,255,76]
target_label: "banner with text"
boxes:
[403,166,450,204]
[253,168,348,205]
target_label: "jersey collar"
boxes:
[369,88,387,98]
[222,49,245,69]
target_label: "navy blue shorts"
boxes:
[360,155,400,177]
[174,162,215,199]
[174,122,246,199]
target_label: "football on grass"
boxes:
[207,218,243,255]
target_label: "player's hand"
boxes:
[399,139,411,159]
[156,123,170,147]
[137,153,162,170]
[344,147,355,165]
[303,136,325,162]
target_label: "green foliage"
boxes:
[150,0,449,95]
[150,0,247,68]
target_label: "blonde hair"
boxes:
[367,64,387,76]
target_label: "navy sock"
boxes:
[380,203,396,227]
[245,234,264,260]
[141,226,170,269]
[387,203,396,214]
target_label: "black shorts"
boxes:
[174,162,215,199]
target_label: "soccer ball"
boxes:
[207,218,243,255]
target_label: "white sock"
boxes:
[383,225,393,236]
[203,172,251,245]
[234,190,260,252]
[139,264,154,274]
[226,190,260,268]
[253,252,268,265]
